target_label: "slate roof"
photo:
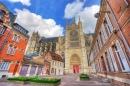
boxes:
[24,52,39,59]
[49,51,63,62]
[22,57,43,66]
[30,58,44,65]
[39,37,58,42]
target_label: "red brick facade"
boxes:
[90,0,130,85]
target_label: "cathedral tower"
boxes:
[64,17,93,74]
[26,31,41,54]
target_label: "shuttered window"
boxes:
[16,36,20,42]
[107,50,114,71]
[105,13,114,35]
[11,47,16,55]
[109,47,118,71]
[6,45,12,54]
[115,40,130,72]
[12,34,17,41]
[100,28,105,44]
[0,62,10,70]
[98,36,102,49]
[0,26,7,34]
[102,24,108,42]
[103,54,109,71]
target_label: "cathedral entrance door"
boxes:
[73,65,79,73]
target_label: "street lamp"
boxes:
[94,11,110,18]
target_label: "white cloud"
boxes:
[8,0,31,6]
[64,0,100,33]
[64,0,84,18]
[14,8,64,37]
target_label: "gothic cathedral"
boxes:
[26,18,93,74]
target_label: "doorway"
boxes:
[73,65,79,73]
[70,54,81,73]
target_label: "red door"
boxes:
[75,65,79,73]
[73,65,79,73]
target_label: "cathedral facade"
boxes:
[26,18,93,74]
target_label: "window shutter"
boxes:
[6,46,12,54]
[12,35,17,41]
[116,40,130,72]
[103,54,109,71]
[102,24,108,41]
[98,36,102,48]
[107,50,114,71]
[109,47,118,71]
[100,28,105,44]
[11,48,16,55]
[105,13,114,33]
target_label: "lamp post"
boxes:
[94,11,110,18]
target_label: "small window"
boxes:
[0,62,10,70]
[16,36,20,42]
[0,26,7,34]
[6,45,12,54]
[11,47,16,55]
[12,34,17,41]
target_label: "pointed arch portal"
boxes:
[70,54,81,73]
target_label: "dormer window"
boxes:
[0,10,6,19]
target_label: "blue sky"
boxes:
[0,0,100,37]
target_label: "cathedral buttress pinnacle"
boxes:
[78,16,82,28]
[66,19,69,29]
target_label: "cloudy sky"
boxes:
[0,0,100,37]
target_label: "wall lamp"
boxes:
[94,11,110,18]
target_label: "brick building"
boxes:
[89,0,130,85]
[0,23,29,78]
[0,2,16,53]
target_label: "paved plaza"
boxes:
[0,74,113,86]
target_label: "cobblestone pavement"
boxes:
[41,74,113,86]
[0,74,113,86]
